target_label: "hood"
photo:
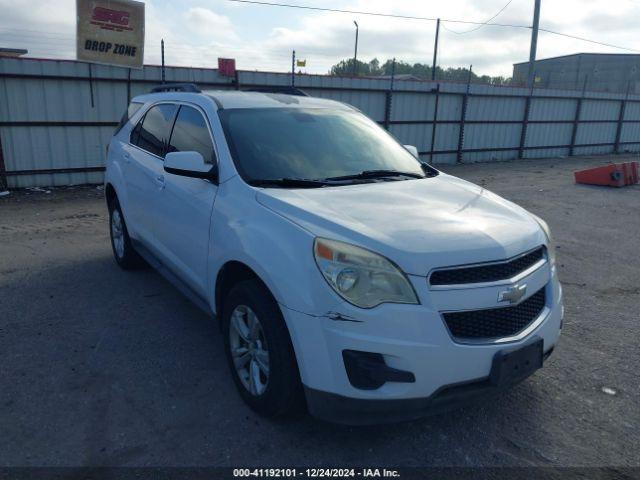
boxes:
[256,174,545,276]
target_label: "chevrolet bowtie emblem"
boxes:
[498,284,527,304]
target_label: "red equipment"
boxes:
[574,161,639,187]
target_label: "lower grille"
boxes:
[442,287,546,341]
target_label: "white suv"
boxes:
[105,84,563,425]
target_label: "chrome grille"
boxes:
[430,247,545,286]
[442,287,546,341]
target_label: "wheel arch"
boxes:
[105,182,117,207]
[215,260,274,320]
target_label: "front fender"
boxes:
[207,178,343,317]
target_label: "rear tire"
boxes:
[108,197,143,270]
[222,279,303,417]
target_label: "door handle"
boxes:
[155,174,165,189]
[123,152,131,163]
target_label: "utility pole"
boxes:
[432,18,440,81]
[527,0,541,88]
[291,50,295,87]
[384,58,396,130]
[390,57,396,90]
[353,21,359,76]
[161,39,165,84]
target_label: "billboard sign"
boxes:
[76,0,145,69]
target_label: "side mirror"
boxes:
[164,151,218,182]
[404,145,419,159]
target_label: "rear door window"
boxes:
[130,103,177,157]
[115,101,143,134]
[168,105,216,164]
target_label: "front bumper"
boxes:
[305,346,554,426]
[281,265,563,424]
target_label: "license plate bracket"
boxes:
[489,339,543,387]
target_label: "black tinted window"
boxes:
[168,106,215,164]
[132,104,177,157]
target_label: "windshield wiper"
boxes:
[419,162,439,177]
[324,169,426,182]
[247,178,330,188]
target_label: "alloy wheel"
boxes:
[229,305,270,396]
[111,209,125,259]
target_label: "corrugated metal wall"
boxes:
[1,57,640,188]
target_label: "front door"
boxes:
[153,104,219,297]
[126,103,177,248]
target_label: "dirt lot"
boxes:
[0,155,638,468]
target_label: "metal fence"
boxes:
[2,57,640,188]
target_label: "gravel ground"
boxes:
[0,155,638,469]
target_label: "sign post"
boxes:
[76,0,145,69]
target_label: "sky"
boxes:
[0,0,639,78]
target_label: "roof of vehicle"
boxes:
[204,90,351,111]
[133,89,352,111]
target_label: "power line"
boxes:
[5,4,639,55]
[0,30,349,61]
[227,0,640,53]
[0,31,297,58]
[539,28,640,53]
[0,38,320,70]
[5,2,639,72]
[442,0,515,34]
[225,0,530,28]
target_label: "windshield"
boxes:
[219,107,428,183]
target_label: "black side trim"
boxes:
[130,239,213,317]
[164,165,218,183]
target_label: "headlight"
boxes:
[532,214,556,266]
[314,238,419,309]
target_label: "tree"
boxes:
[330,58,381,76]
[329,57,512,86]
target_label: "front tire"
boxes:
[222,279,302,417]
[108,197,143,269]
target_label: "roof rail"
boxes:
[242,86,309,97]
[151,83,201,93]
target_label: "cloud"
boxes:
[184,7,239,42]
[0,0,73,31]
[1,0,639,77]
[0,0,75,58]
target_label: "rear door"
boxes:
[124,103,177,247]
[153,104,219,296]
